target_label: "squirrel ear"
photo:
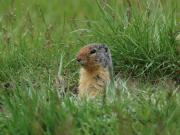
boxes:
[104,46,108,52]
[102,45,108,52]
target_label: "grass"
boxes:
[0,0,179,134]
[0,80,179,135]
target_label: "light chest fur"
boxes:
[78,67,110,97]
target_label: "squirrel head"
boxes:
[76,43,111,71]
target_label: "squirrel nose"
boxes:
[76,57,82,62]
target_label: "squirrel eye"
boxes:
[90,49,96,54]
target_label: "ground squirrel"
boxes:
[76,43,113,97]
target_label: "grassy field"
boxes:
[0,0,180,134]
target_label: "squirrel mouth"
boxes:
[77,59,98,68]
[77,61,86,66]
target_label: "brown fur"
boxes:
[78,66,110,97]
[76,44,112,97]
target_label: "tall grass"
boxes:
[0,0,179,82]
[0,79,179,135]
[89,0,179,78]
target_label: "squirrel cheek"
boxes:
[80,59,88,66]
[88,59,97,66]
[91,56,98,63]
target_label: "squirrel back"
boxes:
[76,43,113,97]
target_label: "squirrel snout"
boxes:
[76,56,84,65]
[76,56,87,66]
[76,57,82,62]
